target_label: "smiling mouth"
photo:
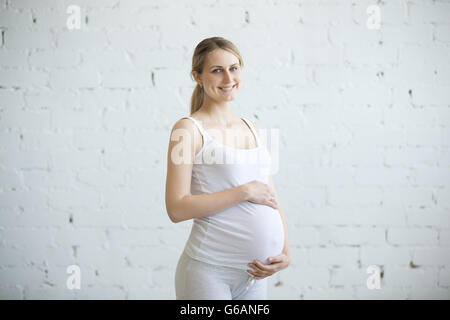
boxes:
[219,84,237,92]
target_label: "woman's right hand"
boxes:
[242,180,278,209]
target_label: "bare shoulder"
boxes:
[170,117,199,139]
[247,119,266,148]
[246,118,262,136]
[169,117,203,155]
[248,119,261,131]
[171,117,194,131]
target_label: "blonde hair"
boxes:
[190,37,244,115]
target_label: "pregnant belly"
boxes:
[201,202,285,267]
[237,202,285,264]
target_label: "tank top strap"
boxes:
[181,116,211,142]
[241,117,261,148]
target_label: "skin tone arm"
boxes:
[246,121,291,279]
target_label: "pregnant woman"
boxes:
[165,37,290,300]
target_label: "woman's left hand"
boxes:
[247,251,291,280]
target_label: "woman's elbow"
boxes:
[166,206,180,223]
[166,195,189,223]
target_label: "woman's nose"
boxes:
[223,70,232,81]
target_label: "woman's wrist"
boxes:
[237,184,249,202]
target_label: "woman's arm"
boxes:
[168,186,249,223]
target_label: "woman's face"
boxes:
[194,49,242,102]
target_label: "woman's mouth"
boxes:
[219,84,237,93]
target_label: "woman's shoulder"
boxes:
[246,118,261,130]
[169,116,203,152]
[244,118,266,148]
[171,116,196,130]
[242,117,262,135]
[169,116,201,143]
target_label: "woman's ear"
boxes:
[192,71,201,86]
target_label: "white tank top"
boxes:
[181,116,285,272]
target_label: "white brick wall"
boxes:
[0,0,449,300]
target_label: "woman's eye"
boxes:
[213,66,238,73]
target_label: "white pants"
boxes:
[175,250,268,300]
